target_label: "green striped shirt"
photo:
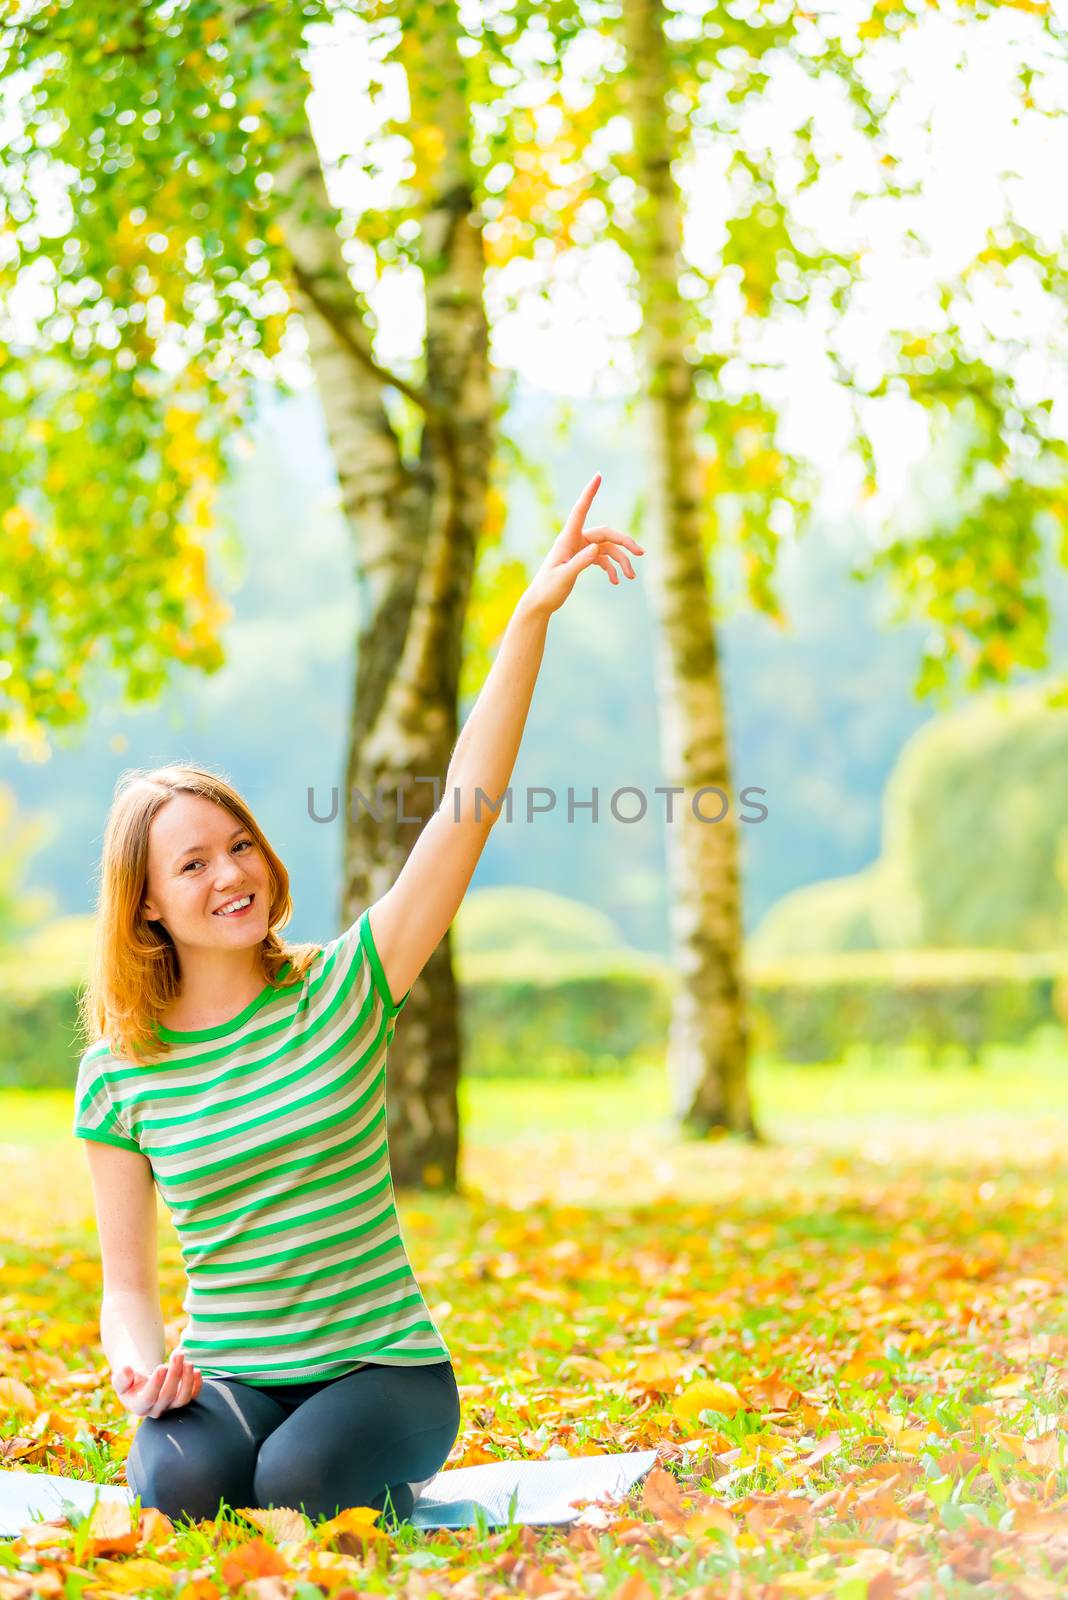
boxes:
[73,909,450,1385]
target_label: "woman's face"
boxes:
[142,793,272,956]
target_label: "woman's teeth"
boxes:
[215,895,253,916]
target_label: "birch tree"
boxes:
[0,0,536,1187]
[511,0,1068,1133]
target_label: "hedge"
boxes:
[2,945,1066,1087]
[748,948,1068,1064]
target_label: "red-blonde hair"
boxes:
[77,763,322,1065]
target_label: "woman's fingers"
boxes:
[596,545,636,579]
[141,1363,167,1416]
[562,473,603,541]
[581,527,642,581]
[580,524,645,555]
[585,540,637,580]
[172,1358,200,1410]
[149,1353,184,1417]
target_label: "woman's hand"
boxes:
[524,473,644,619]
[112,1350,204,1417]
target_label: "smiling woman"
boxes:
[72,762,459,1525]
[140,796,279,1033]
[67,474,643,1527]
[78,768,319,1062]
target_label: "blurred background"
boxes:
[2,0,1068,1177]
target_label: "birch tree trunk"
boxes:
[622,0,758,1138]
[273,8,490,1188]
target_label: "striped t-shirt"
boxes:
[72,908,450,1385]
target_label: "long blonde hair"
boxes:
[77,764,322,1065]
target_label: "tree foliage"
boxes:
[471,0,1068,687]
[2,0,1067,749]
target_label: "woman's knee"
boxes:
[252,1436,334,1519]
[127,1401,259,1523]
[129,1429,224,1521]
[253,1362,462,1522]
[253,1441,415,1524]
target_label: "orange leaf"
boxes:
[0,1377,36,1416]
[137,1506,175,1549]
[743,1372,801,1412]
[85,1498,140,1557]
[614,1575,658,1600]
[1023,1432,1065,1469]
[641,1466,687,1529]
[219,1536,288,1587]
[786,1432,843,1479]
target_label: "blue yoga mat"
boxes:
[0,1450,659,1534]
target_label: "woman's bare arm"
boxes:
[369,473,643,1004]
[83,1139,202,1415]
[85,1139,162,1369]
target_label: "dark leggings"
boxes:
[126,1360,461,1525]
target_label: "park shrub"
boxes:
[3,941,1066,1085]
[453,885,629,958]
[751,687,1068,959]
[748,947,1068,1064]
[456,947,674,1076]
[1,984,85,1088]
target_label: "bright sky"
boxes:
[302,1,1068,522]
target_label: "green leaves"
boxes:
[2,0,1066,752]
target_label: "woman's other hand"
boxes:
[112,1350,203,1417]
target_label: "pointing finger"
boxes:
[562,473,602,540]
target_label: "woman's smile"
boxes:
[213,893,256,919]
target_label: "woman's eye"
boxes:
[183,841,252,873]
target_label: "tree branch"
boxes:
[290,259,438,419]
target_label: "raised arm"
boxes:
[368,473,644,1006]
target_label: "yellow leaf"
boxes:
[411,123,446,168]
[87,1557,176,1593]
[85,1498,140,1557]
[0,1376,36,1415]
[1,506,35,542]
[673,1379,744,1425]
[631,1350,688,1388]
[683,1502,736,1539]
[236,1505,308,1542]
[774,1575,833,1595]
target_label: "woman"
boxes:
[73,474,643,1526]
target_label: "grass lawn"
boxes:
[1,1046,1066,1596]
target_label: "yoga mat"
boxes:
[410,1449,659,1528]
[0,1450,659,1535]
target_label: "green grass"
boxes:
[463,1036,1068,1139]
[2,1041,1066,1596]
[7,1034,1068,1152]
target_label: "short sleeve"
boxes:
[318,907,411,1043]
[358,906,412,1020]
[73,1047,141,1153]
